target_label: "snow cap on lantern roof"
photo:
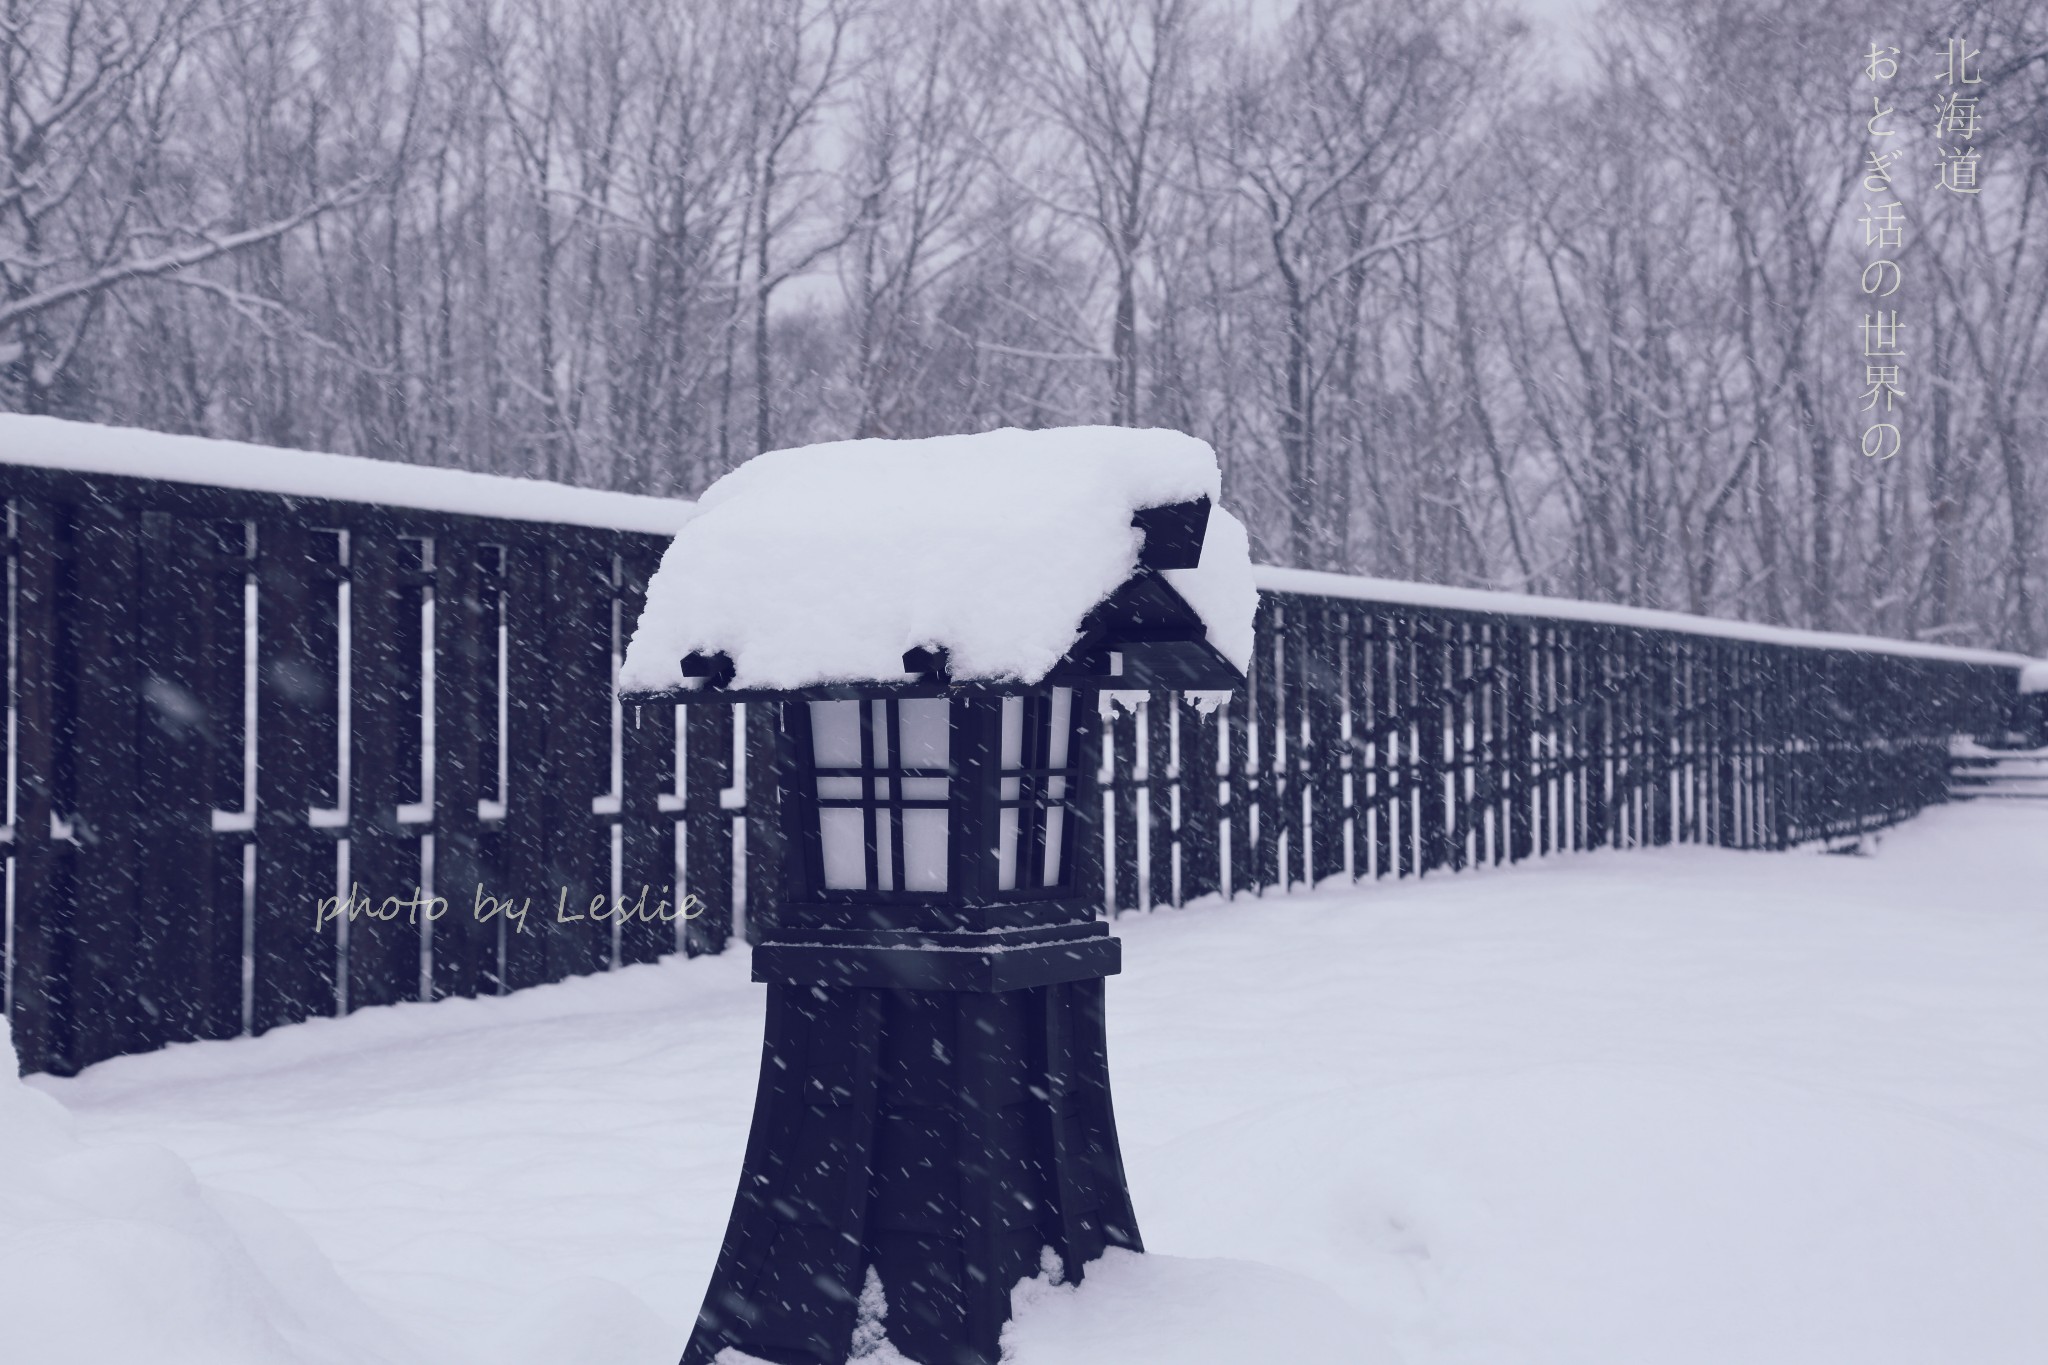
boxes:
[618,426,1258,697]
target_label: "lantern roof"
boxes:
[619,426,1257,699]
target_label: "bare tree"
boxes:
[741,0,858,457]
[840,0,996,438]
[0,0,367,413]
[1022,0,1190,426]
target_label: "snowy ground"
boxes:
[15,800,2048,1365]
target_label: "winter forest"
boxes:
[3,0,2045,651]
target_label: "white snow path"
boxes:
[32,801,2048,1365]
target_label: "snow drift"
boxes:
[0,1021,418,1365]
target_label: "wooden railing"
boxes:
[1,425,2031,1075]
[1,438,729,1077]
[1097,578,2024,913]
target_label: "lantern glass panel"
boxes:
[811,699,862,767]
[996,687,1078,892]
[902,809,948,890]
[898,698,950,767]
[807,697,952,893]
[820,807,866,888]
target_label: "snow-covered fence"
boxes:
[1,418,730,1077]
[0,416,2034,1076]
[1099,573,2031,914]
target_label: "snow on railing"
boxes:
[1255,567,2037,671]
[0,414,691,536]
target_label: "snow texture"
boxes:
[2021,660,2048,694]
[0,1020,419,1365]
[618,427,1257,694]
[0,414,690,535]
[25,799,2048,1365]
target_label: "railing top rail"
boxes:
[1256,566,2038,672]
[0,414,692,537]
[5,415,2033,674]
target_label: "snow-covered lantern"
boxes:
[620,427,1255,1365]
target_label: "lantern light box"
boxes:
[620,426,1256,1365]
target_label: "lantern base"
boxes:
[680,966,1141,1365]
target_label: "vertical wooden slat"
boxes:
[1344,610,1373,880]
[1482,620,1502,865]
[1412,615,1446,873]
[347,527,421,1011]
[1769,647,1792,850]
[205,519,254,1038]
[1441,619,1466,871]
[1539,628,1558,855]
[499,536,553,989]
[65,500,151,1068]
[1450,619,1477,870]
[1616,630,1636,848]
[433,533,493,997]
[1496,624,1513,865]
[1674,644,1694,844]
[1145,690,1173,907]
[1621,630,1642,848]
[1507,622,1533,863]
[135,511,229,1048]
[1224,672,1251,899]
[1607,631,1629,848]
[1582,628,1610,851]
[539,531,613,979]
[1250,600,1281,893]
[1305,605,1345,887]
[1737,647,1754,843]
[8,498,74,1073]
[1108,699,1139,913]
[1385,613,1412,878]
[683,703,737,956]
[1648,634,1664,844]
[252,520,340,1034]
[1366,614,1394,879]
[1176,693,1221,903]
[1278,606,1309,890]
[619,539,680,966]
[473,547,511,990]
[1480,621,1503,866]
